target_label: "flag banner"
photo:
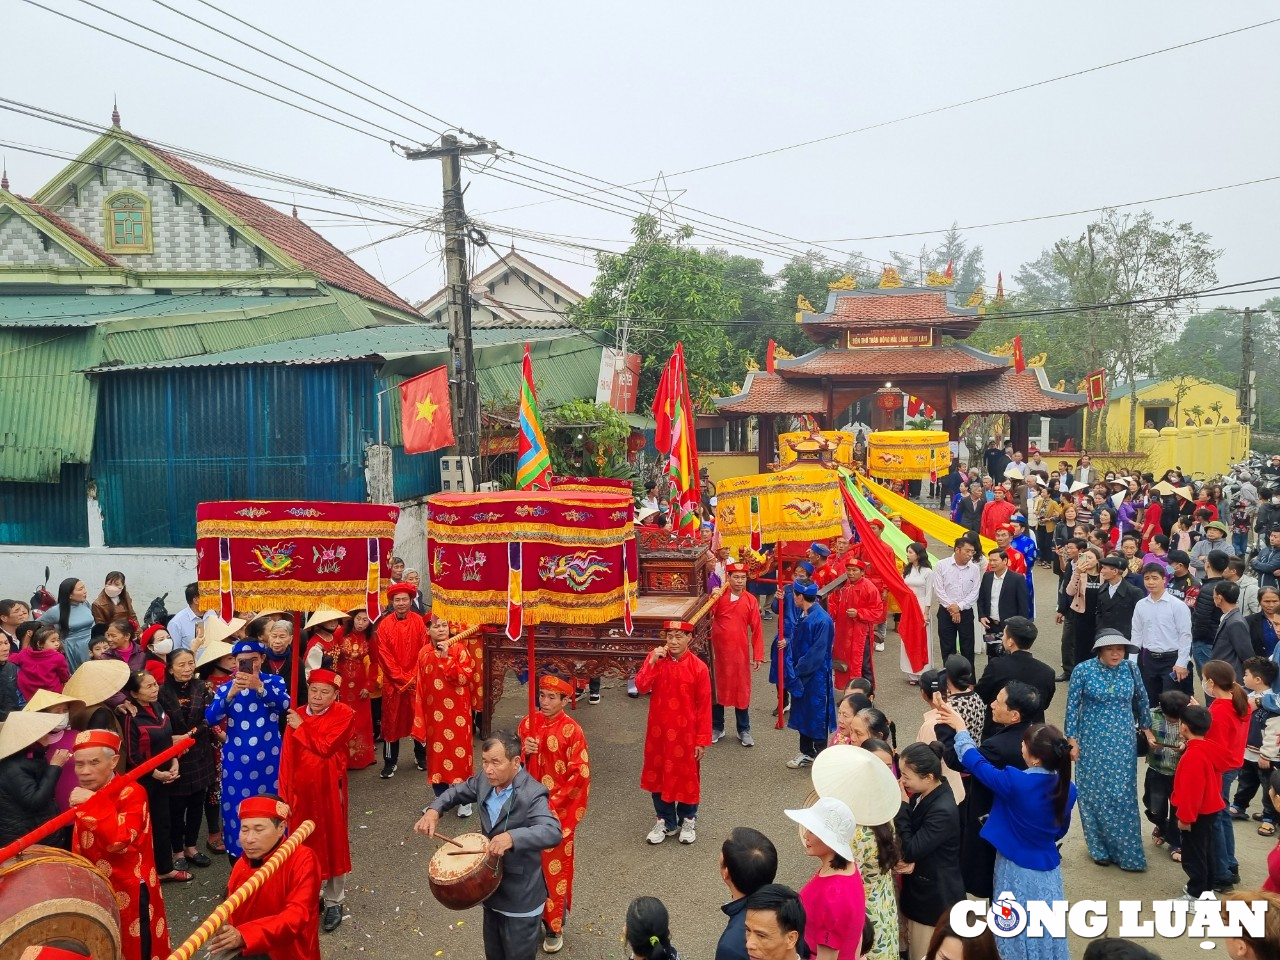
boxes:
[650,344,701,534]
[1012,335,1026,373]
[1086,369,1108,411]
[714,466,843,551]
[548,476,634,494]
[399,366,455,454]
[840,477,918,560]
[766,339,777,373]
[929,446,938,484]
[427,490,638,627]
[196,501,399,619]
[506,541,523,641]
[855,474,996,554]
[517,344,553,490]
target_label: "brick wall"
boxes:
[46,147,282,274]
[0,214,83,267]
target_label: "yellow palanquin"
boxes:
[866,430,951,481]
[714,466,844,552]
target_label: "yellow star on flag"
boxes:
[415,393,439,423]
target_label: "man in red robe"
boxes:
[847,518,892,652]
[709,562,764,747]
[517,674,591,955]
[413,614,475,816]
[69,728,170,960]
[207,795,322,960]
[831,558,884,691]
[994,525,1027,576]
[375,582,426,779]
[806,542,837,590]
[280,668,354,933]
[980,484,1017,540]
[637,619,711,847]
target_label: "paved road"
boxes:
[162,565,1272,959]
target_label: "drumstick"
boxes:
[445,849,487,856]
[430,830,467,849]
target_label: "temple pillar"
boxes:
[1010,414,1031,454]
[757,415,775,471]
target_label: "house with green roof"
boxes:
[0,111,600,596]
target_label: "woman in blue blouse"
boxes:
[934,696,1077,960]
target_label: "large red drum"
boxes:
[0,845,121,959]
[428,833,503,911]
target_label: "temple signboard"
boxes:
[844,327,935,349]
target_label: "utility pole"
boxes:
[405,134,497,483]
[1240,306,1256,429]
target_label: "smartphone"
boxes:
[237,656,255,674]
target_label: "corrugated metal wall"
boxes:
[0,464,90,546]
[93,363,440,547]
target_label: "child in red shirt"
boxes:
[1173,705,1230,898]
[1265,770,1280,894]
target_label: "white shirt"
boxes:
[987,572,1006,622]
[168,606,201,651]
[1131,591,1193,663]
[934,556,983,611]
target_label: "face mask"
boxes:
[104,585,122,599]
[51,714,71,731]
[1273,497,1280,506]
[151,638,174,656]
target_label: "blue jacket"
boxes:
[787,602,835,740]
[955,730,1076,872]
[715,896,750,960]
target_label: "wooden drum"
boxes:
[0,844,121,960]
[428,833,503,911]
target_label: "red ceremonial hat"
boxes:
[662,620,695,633]
[308,668,340,688]
[21,947,91,960]
[538,674,574,696]
[387,582,417,599]
[869,519,885,529]
[139,623,167,648]
[999,523,1016,533]
[73,728,121,753]
[844,557,866,570]
[725,561,747,574]
[240,795,290,821]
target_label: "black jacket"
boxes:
[1255,501,1280,534]
[1247,612,1276,660]
[938,721,1030,898]
[957,497,985,534]
[1191,576,1225,645]
[1095,579,1145,639]
[976,651,1057,733]
[977,571,1030,626]
[0,662,19,721]
[716,896,750,960]
[895,780,964,926]
[159,676,217,795]
[0,752,66,849]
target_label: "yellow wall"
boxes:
[700,452,762,487]
[1101,380,1248,478]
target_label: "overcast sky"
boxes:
[6,1,1277,312]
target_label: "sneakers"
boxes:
[646,819,678,844]
[679,818,697,844]
[739,731,755,747]
[786,753,813,769]
[542,932,564,954]
[457,803,473,818]
[711,729,725,744]
[379,761,397,779]
[627,678,639,698]
[416,758,427,772]
[588,692,601,704]
[874,642,885,652]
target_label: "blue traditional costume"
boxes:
[1011,515,1038,618]
[205,639,290,858]
[787,581,836,759]
[769,562,811,689]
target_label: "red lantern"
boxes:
[876,391,903,412]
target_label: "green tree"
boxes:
[890,224,986,300]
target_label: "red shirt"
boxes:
[1171,738,1229,824]
[1206,696,1250,769]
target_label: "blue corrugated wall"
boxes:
[0,464,90,546]
[93,364,440,547]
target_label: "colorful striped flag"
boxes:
[516,343,553,491]
[651,344,701,535]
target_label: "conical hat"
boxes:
[810,744,902,827]
[22,688,84,713]
[62,659,130,706]
[195,639,235,670]
[203,616,246,646]
[1067,480,1088,494]
[305,608,346,630]
[0,711,65,761]
[247,609,286,623]
[1153,481,1177,496]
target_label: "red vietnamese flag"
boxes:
[766,339,777,373]
[399,366,455,454]
[1012,335,1027,373]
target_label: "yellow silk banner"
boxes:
[715,466,844,551]
[854,473,996,555]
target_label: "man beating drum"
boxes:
[415,731,562,960]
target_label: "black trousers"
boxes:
[142,781,174,875]
[1180,814,1218,897]
[1142,769,1178,850]
[385,739,426,766]
[169,790,206,851]
[937,607,976,667]
[483,905,541,960]
[1138,649,1193,707]
[799,734,826,759]
[1234,759,1279,821]
[1059,611,1076,674]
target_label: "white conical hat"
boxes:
[62,659,130,707]
[22,688,84,713]
[305,608,346,630]
[0,711,64,761]
[195,639,235,670]
[810,744,902,827]
[203,616,247,646]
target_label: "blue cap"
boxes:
[809,542,831,557]
[231,639,268,656]
[795,580,819,599]
[795,560,815,576]
[1010,514,1028,526]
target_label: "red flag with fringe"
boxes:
[1086,370,1108,411]
[766,339,777,373]
[1012,335,1026,373]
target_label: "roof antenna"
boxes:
[111,97,121,128]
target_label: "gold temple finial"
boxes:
[878,267,904,289]
[773,345,794,361]
[797,293,816,312]
[827,275,857,291]
[1053,379,1066,391]
[965,285,985,307]
[745,357,760,372]
[1028,352,1047,368]
[989,341,1014,357]
[924,270,954,287]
